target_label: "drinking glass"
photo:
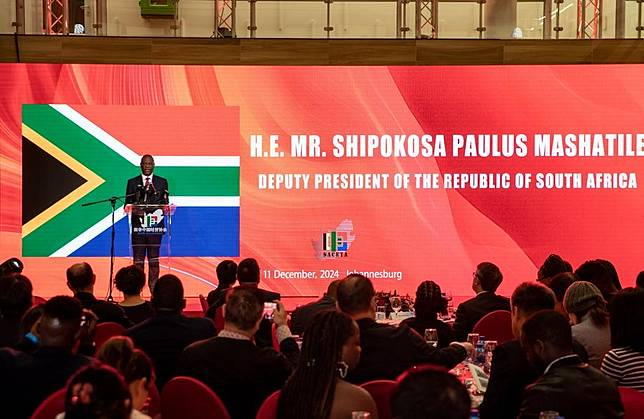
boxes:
[424,328,438,347]
[389,296,402,315]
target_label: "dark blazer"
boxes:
[74,291,132,328]
[125,174,169,205]
[126,312,216,389]
[480,339,591,419]
[346,318,467,384]
[399,316,455,349]
[0,346,93,418]
[290,296,337,335]
[452,291,510,341]
[120,301,154,325]
[177,336,298,419]
[518,355,624,419]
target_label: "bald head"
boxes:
[66,262,95,292]
[337,274,375,316]
[37,296,82,349]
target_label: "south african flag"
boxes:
[22,104,240,257]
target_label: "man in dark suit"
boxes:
[452,261,510,341]
[479,282,588,419]
[126,154,169,292]
[290,279,340,335]
[235,258,280,348]
[0,296,94,418]
[178,288,298,419]
[205,259,237,319]
[337,274,470,384]
[518,310,623,419]
[126,274,216,389]
[66,262,131,328]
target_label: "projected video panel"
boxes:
[1,64,643,298]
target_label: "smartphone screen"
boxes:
[263,302,277,320]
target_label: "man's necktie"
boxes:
[145,177,151,189]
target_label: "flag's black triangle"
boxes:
[22,136,87,225]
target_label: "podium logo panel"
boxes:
[21,104,240,257]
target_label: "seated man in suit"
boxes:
[518,310,623,418]
[235,257,280,348]
[479,282,588,419]
[290,279,340,336]
[126,274,216,389]
[177,287,298,419]
[453,261,510,341]
[67,262,131,328]
[0,296,94,418]
[205,259,237,319]
[337,274,469,384]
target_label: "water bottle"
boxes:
[475,340,486,366]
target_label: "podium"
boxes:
[124,203,176,262]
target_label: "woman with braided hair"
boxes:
[400,280,454,348]
[277,310,378,419]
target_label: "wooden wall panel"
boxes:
[1,35,644,65]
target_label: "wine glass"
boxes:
[389,296,402,318]
[424,328,438,347]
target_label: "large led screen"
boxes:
[1,64,642,298]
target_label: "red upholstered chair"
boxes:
[472,310,514,344]
[162,376,231,419]
[199,294,209,314]
[360,380,396,419]
[214,306,225,333]
[30,388,66,419]
[256,390,280,419]
[32,295,47,306]
[93,322,127,351]
[619,386,644,419]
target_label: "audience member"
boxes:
[206,259,238,307]
[290,279,340,336]
[597,259,622,291]
[563,281,610,369]
[66,262,131,327]
[601,287,644,392]
[391,365,471,419]
[0,296,94,418]
[453,262,510,341]
[337,274,468,384]
[574,259,618,303]
[13,303,45,353]
[480,282,589,419]
[97,336,155,418]
[178,288,298,419]
[536,254,572,283]
[115,265,154,325]
[0,273,33,347]
[56,365,132,419]
[278,310,377,419]
[126,274,215,389]
[399,280,454,348]
[635,271,644,289]
[542,272,575,315]
[234,258,280,348]
[518,310,623,418]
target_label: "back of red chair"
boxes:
[620,386,644,419]
[360,380,396,419]
[256,390,280,419]
[214,306,225,333]
[32,295,47,306]
[472,310,513,344]
[94,321,127,351]
[162,376,231,419]
[30,388,65,419]
[199,294,209,314]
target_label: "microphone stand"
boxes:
[82,193,135,302]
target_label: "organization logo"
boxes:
[140,209,164,228]
[314,219,355,259]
